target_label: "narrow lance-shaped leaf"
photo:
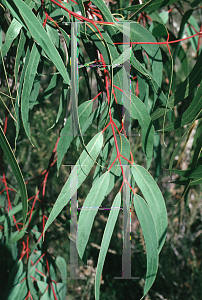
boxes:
[2,0,70,85]
[151,50,202,121]
[163,82,202,131]
[0,18,22,59]
[21,42,41,142]
[76,100,107,150]
[0,126,28,225]
[57,99,93,171]
[95,192,121,300]
[77,171,110,260]
[171,177,202,186]
[169,165,202,180]
[125,0,178,13]
[15,35,30,142]
[133,194,158,298]
[44,132,103,233]
[123,91,154,169]
[169,112,202,171]
[131,164,167,253]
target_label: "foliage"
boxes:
[0,0,202,299]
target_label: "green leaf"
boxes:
[6,279,28,300]
[85,24,119,66]
[3,0,70,85]
[91,0,118,37]
[125,0,178,14]
[95,192,121,300]
[38,73,59,104]
[153,132,161,181]
[123,91,155,169]
[76,100,107,150]
[0,126,27,225]
[171,177,202,186]
[77,171,110,260]
[56,256,67,286]
[131,164,167,253]
[151,50,202,121]
[37,281,48,294]
[169,114,202,171]
[1,18,22,59]
[107,134,131,177]
[169,165,202,180]
[21,42,41,142]
[119,22,163,91]
[77,0,85,17]
[133,194,158,298]
[57,99,93,171]
[163,80,202,131]
[186,14,199,53]
[152,24,168,38]
[44,132,103,233]
[112,48,130,68]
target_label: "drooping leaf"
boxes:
[77,171,110,260]
[171,177,202,186]
[0,126,27,225]
[133,194,158,298]
[163,82,202,131]
[0,18,22,59]
[6,278,28,300]
[44,132,103,233]
[151,50,202,121]
[95,192,121,300]
[123,91,155,169]
[169,165,202,180]
[169,114,202,171]
[131,164,167,253]
[125,0,178,14]
[2,0,70,84]
[21,42,41,141]
[4,260,23,299]
[57,99,93,171]
[76,100,107,150]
